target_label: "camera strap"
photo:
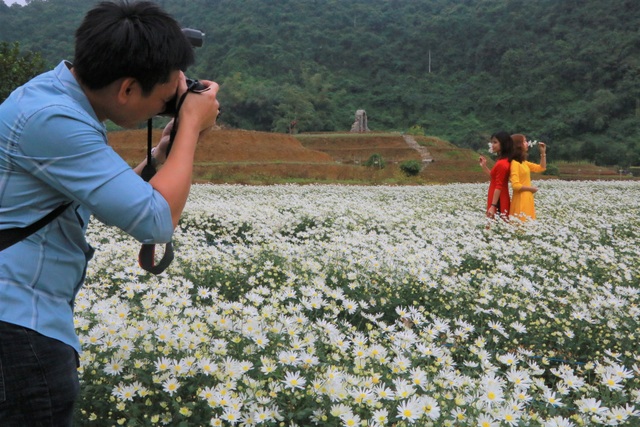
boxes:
[138,117,175,274]
[138,113,179,274]
[137,80,207,274]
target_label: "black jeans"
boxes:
[0,321,79,426]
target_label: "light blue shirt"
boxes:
[0,61,174,352]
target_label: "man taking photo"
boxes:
[0,1,219,425]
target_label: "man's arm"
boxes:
[149,80,220,227]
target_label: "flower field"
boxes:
[75,181,640,426]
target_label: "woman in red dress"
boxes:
[479,131,514,219]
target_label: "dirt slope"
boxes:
[108,128,334,164]
[108,128,492,184]
[296,133,421,164]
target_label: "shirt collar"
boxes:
[54,60,102,126]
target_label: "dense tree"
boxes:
[0,41,46,102]
[0,0,638,166]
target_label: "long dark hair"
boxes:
[491,131,513,160]
[510,134,527,163]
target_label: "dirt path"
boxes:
[402,135,433,166]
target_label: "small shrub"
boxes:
[364,153,386,169]
[400,159,422,176]
[406,125,426,136]
[543,163,559,176]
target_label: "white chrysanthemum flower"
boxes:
[396,396,423,422]
[543,389,563,407]
[199,386,215,401]
[506,367,532,388]
[278,350,301,366]
[300,353,319,367]
[282,371,306,390]
[370,408,389,427]
[339,412,361,427]
[221,407,241,424]
[199,358,217,376]
[171,359,189,377]
[601,372,624,391]
[543,416,575,427]
[260,358,277,375]
[253,407,273,423]
[497,352,519,366]
[487,320,507,336]
[477,414,499,427]
[420,395,441,420]
[330,403,352,418]
[409,367,428,390]
[112,383,136,401]
[393,378,416,399]
[609,363,634,379]
[349,386,375,405]
[373,384,395,400]
[497,403,522,426]
[480,382,504,406]
[510,321,527,333]
[162,377,180,396]
[606,405,630,424]
[104,358,124,376]
[576,398,608,415]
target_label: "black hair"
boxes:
[491,131,514,160]
[73,0,194,95]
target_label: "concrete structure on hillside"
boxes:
[350,109,370,133]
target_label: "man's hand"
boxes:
[177,75,220,134]
[151,120,174,164]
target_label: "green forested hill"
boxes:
[1,0,639,166]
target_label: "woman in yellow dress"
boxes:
[509,134,547,221]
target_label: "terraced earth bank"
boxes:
[108,129,621,184]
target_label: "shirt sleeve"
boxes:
[510,161,523,191]
[13,106,173,243]
[525,161,546,174]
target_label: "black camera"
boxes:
[182,28,204,48]
[160,28,207,116]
